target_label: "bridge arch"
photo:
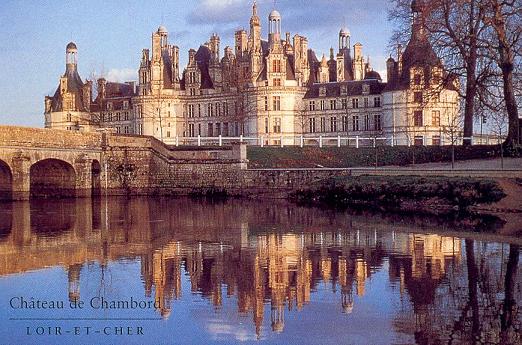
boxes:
[0,159,12,201]
[30,159,76,199]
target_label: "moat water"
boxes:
[0,197,520,345]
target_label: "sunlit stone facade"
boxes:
[45,2,459,146]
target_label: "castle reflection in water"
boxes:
[0,198,519,343]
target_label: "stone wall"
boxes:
[0,126,248,199]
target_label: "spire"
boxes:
[250,0,260,27]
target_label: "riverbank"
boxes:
[289,175,506,213]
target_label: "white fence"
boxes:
[162,134,503,148]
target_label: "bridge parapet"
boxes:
[0,126,247,200]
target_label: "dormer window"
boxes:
[123,101,129,110]
[362,84,370,95]
[414,74,422,86]
[340,85,347,96]
[107,102,113,111]
[319,86,326,97]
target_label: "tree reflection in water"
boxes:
[0,197,519,343]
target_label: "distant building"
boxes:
[45,1,459,146]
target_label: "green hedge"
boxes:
[291,176,506,211]
[248,145,521,168]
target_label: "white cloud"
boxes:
[106,68,137,83]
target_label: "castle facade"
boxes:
[45,2,459,146]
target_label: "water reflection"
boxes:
[0,198,520,344]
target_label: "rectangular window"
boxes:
[364,114,370,131]
[374,114,382,131]
[309,118,316,133]
[264,97,269,111]
[342,116,349,131]
[166,131,171,138]
[320,117,326,132]
[414,136,424,146]
[374,97,381,107]
[208,103,213,117]
[432,136,441,146]
[352,98,359,109]
[216,123,222,136]
[272,59,282,73]
[353,115,360,131]
[364,98,369,108]
[330,117,337,132]
[273,118,281,133]
[198,123,201,136]
[208,123,214,136]
[273,78,281,86]
[223,122,229,136]
[309,101,316,111]
[273,96,281,111]
[414,92,423,103]
[341,98,348,110]
[414,110,423,127]
[414,74,422,86]
[320,100,326,110]
[265,118,269,133]
[124,126,129,134]
[188,104,194,118]
[216,103,221,117]
[330,100,336,110]
[432,110,441,126]
[224,102,229,116]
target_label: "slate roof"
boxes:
[304,79,386,99]
[50,66,88,112]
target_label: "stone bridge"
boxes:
[0,126,247,200]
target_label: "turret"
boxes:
[66,42,78,71]
[268,9,282,45]
[235,30,248,56]
[339,27,351,52]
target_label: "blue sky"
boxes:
[0,0,392,127]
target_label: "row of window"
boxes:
[187,102,233,118]
[414,136,442,146]
[106,101,130,111]
[308,114,382,133]
[101,111,131,122]
[309,97,381,111]
[413,110,441,127]
[185,122,244,137]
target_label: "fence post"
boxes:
[260,136,264,148]
[373,138,376,148]
[240,135,243,143]
[319,135,323,148]
[176,135,179,147]
[197,135,201,147]
[300,135,304,148]
[356,136,359,149]
[219,135,222,147]
[391,135,395,147]
[337,135,341,148]
[280,135,284,148]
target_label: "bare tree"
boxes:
[481,0,521,146]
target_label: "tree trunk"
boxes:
[465,239,480,341]
[501,244,519,342]
[463,50,478,147]
[498,40,519,146]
